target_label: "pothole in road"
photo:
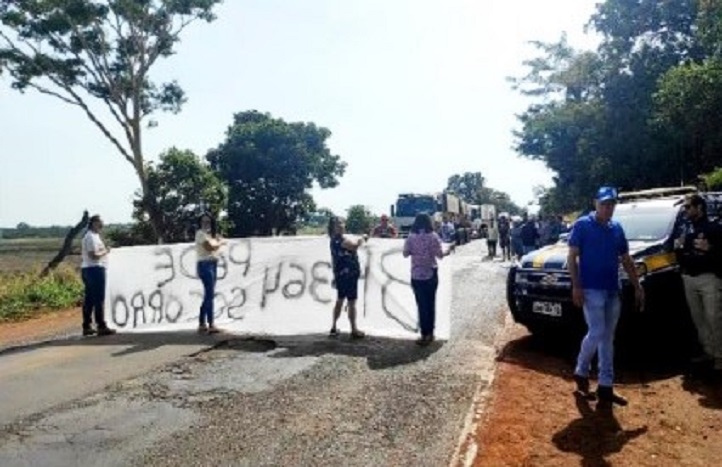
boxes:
[210,337,278,353]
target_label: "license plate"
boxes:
[532,301,562,317]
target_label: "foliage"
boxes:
[3,224,76,239]
[480,189,523,215]
[445,172,522,214]
[447,172,486,202]
[130,147,227,243]
[0,0,222,241]
[703,167,722,190]
[103,222,155,247]
[654,59,722,180]
[1,223,131,240]
[345,205,374,234]
[512,0,722,214]
[0,264,83,321]
[207,111,347,237]
[302,207,336,230]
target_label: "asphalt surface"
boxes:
[0,241,509,467]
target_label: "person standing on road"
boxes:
[549,215,564,244]
[568,187,644,406]
[195,212,224,334]
[499,216,511,261]
[675,194,722,373]
[487,220,499,258]
[403,213,454,346]
[372,214,398,238]
[511,219,524,260]
[80,214,116,336]
[328,216,366,339]
[520,215,540,255]
[440,215,456,243]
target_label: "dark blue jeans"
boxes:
[411,270,439,337]
[197,260,217,326]
[81,266,107,329]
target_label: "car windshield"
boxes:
[396,197,436,217]
[613,205,678,241]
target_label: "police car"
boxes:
[506,187,722,344]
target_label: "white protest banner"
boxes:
[106,236,451,339]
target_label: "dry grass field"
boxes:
[0,237,81,274]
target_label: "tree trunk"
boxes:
[135,164,165,244]
[40,211,89,277]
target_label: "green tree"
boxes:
[512,37,611,212]
[480,189,523,215]
[133,148,227,243]
[703,167,722,190]
[0,0,221,241]
[446,172,485,203]
[301,207,335,232]
[512,1,722,213]
[345,205,374,234]
[654,60,722,182]
[446,171,522,213]
[207,111,347,237]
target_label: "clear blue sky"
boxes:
[0,0,600,227]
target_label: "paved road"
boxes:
[0,241,510,467]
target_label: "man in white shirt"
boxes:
[440,215,456,243]
[81,215,116,336]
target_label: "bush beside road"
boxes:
[0,265,82,322]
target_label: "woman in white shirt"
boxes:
[196,213,224,333]
[487,221,499,258]
[81,215,116,336]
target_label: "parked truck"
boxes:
[390,192,463,237]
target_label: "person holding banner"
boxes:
[81,214,116,336]
[196,212,224,334]
[403,213,454,346]
[328,216,366,339]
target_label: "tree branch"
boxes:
[1,28,136,166]
[24,81,78,106]
[40,210,89,277]
[50,76,135,166]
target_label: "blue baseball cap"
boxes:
[595,186,618,202]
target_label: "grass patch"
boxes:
[0,264,83,322]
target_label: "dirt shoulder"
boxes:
[0,308,79,349]
[470,322,722,466]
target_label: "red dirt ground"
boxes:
[0,308,79,348]
[471,323,722,466]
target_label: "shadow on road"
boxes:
[498,331,722,411]
[552,392,648,467]
[0,331,231,357]
[269,333,444,370]
[682,373,722,410]
[0,331,442,370]
[497,332,695,385]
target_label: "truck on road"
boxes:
[391,192,463,238]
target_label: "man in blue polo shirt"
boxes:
[567,186,644,406]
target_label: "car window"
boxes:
[614,205,678,242]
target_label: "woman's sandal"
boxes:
[329,328,340,338]
[351,330,365,339]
